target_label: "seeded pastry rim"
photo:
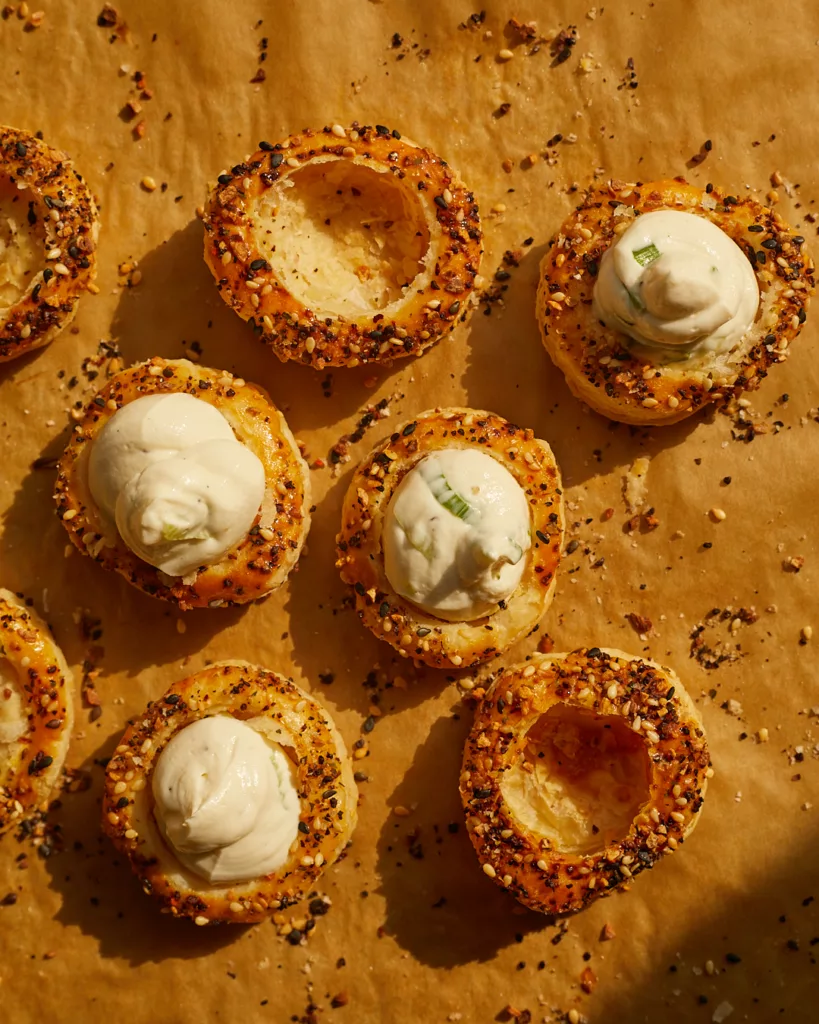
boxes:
[101,661,358,925]
[0,588,74,835]
[335,407,564,670]
[536,177,814,425]
[0,124,99,364]
[53,357,311,610]
[461,647,712,915]
[202,122,483,370]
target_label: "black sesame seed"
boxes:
[536,530,549,544]
[250,258,267,271]
[375,124,390,135]
[402,422,417,436]
[416,627,431,637]
[748,224,764,233]
[217,174,233,185]
[704,139,712,151]
[448,300,461,315]
[379,601,390,617]
[43,268,53,283]
[15,141,26,158]
[259,141,274,151]
[270,153,283,168]
[363,716,375,733]
[309,897,330,916]
[473,788,492,799]
[298,821,309,834]
[798,308,806,323]
[761,238,779,250]
[165,694,180,704]
[434,195,449,210]
[725,952,742,964]
[31,284,41,302]
[286,929,303,945]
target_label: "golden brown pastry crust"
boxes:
[335,408,564,669]
[0,125,98,363]
[101,661,358,925]
[537,178,814,425]
[460,647,711,915]
[0,589,73,835]
[202,123,482,369]
[54,358,310,610]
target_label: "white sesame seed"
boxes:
[124,828,138,839]
[709,507,727,522]
[141,176,157,192]
[641,397,659,409]
[54,263,70,276]
[194,915,209,926]
[331,124,346,137]
[47,248,61,260]
[482,862,496,878]
[536,859,548,870]
[606,683,618,699]
[498,48,514,60]
[286,157,299,168]
[670,811,685,823]
[229,901,244,914]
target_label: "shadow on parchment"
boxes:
[591,820,819,1022]
[108,218,419,435]
[0,425,247,679]
[284,466,452,717]
[375,712,549,968]
[42,734,245,967]
[462,242,705,491]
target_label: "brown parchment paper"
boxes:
[1,1,818,1021]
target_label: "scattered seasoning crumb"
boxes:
[600,922,615,941]
[626,612,652,635]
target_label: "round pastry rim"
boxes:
[335,406,564,669]
[460,646,712,915]
[0,588,74,835]
[0,124,99,364]
[53,357,311,610]
[202,122,483,370]
[101,660,358,924]
[536,176,814,425]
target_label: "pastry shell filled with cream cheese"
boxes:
[101,661,358,925]
[0,125,98,363]
[536,178,814,425]
[0,589,74,835]
[460,647,711,915]
[54,357,310,610]
[202,123,482,369]
[335,407,564,670]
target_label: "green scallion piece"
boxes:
[426,472,480,524]
[632,243,661,267]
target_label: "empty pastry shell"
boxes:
[537,178,814,425]
[102,661,358,924]
[0,588,74,835]
[203,123,482,369]
[335,407,564,669]
[54,357,310,610]
[0,125,98,363]
[461,647,711,914]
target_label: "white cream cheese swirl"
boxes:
[88,393,265,577]
[383,449,531,621]
[592,210,759,357]
[152,715,300,885]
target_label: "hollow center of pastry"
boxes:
[501,704,650,855]
[0,175,45,311]
[0,658,26,746]
[256,158,431,316]
[151,715,301,885]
